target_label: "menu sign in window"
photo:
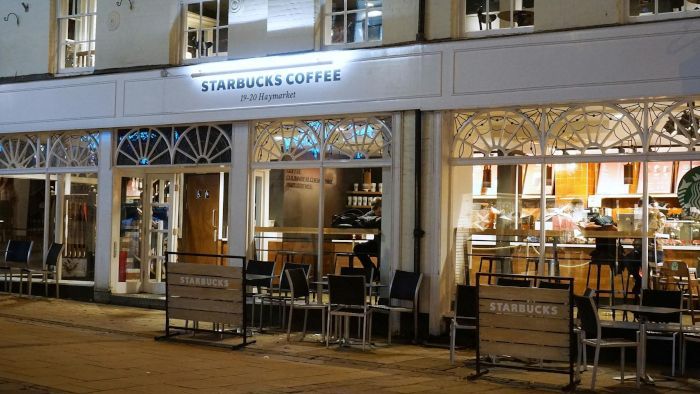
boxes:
[638,161,673,194]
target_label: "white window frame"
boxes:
[324,0,383,48]
[628,0,700,22]
[461,0,535,38]
[182,0,229,63]
[57,0,97,73]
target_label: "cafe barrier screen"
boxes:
[156,252,251,349]
[470,273,575,391]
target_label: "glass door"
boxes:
[141,175,178,294]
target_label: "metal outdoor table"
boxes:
[603,304,683,384]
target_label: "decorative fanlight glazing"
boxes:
[324,116,392,160]
[0,135,41,169]
[452,110,541,159]
[48,132,99,168]
[115,127,172,166]
[173,124,232,164]
[546,104,643,156]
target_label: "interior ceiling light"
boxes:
[663,104,699,139]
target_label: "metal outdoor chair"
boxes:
[449,284,476,364]
[575,293,639,390]
[657,261,697,324]
[681,325,700,375]
[340,266,376,300]
[640,289,682,376]
[368,270,423,344]
[1,240,33,295]
[326,274,370,350]
[246,259,276,328]
[260,262,310,328]
[285,268,326,341]
[19,243,63,297]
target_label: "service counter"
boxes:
[253,226,380,276]
[461,228,699,296]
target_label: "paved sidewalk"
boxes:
[0,295,699,393]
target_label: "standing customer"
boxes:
[354,198,381,278]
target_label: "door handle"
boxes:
[212,209,218,242]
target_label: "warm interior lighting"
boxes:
[482,165,492,188]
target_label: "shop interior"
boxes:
[253,166,383,279]
[0,174,97,285]
[451,103,700,297]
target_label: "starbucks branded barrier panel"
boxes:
[470,273,576,391]
[156,252,251,349]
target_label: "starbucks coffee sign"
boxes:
[677,166,700,216]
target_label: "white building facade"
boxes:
[1,0,700,335]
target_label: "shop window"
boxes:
[325,0,383,46]
[173,124,232,164]
[115,124,233,166]
[546,105,645,156]
[0,176,49,265]
[452,110,541,159]
[115,128,172,166]
[649,100,700,153]
[48,132,99,168]
[464,0,534,35]
[0,135,42,169]
[252,114,394,286]
[450,97,700,301]
[324,117,392,160]
[184,0,228,60]
[58,0,97,71]
[451,163,542,285]
[629,0,700,18]
[253,120,322,162]
[253,117,392,163]
[58,174,98,281]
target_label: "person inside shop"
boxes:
[353,197,381,279]
[624,197,667,301]
[551,198,586,241]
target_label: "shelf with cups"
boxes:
[346,191,382,209]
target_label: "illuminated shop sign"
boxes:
[200,69,341,92]
[196,66,342,104]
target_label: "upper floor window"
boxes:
[465,0,534,34]
[326,0,383,46]
[58,0,96,71]
[184,0,228,61]
[629,0,700,18]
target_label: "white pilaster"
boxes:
[94,130,113,294]
[229,122,250,266]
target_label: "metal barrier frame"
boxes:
[468,272,577,392]
[155,251,253,350]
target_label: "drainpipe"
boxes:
[417,0,426,42]
[414,110,425,274]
